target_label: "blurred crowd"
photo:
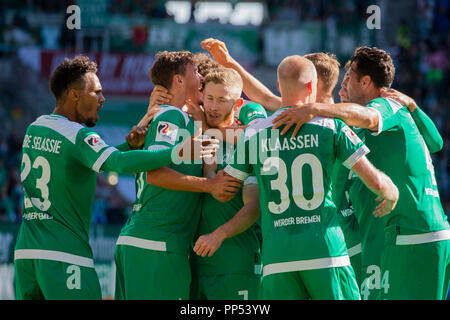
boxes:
[0,0,449,224]
[388,0,450,213]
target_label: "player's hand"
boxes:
[185,99,207,128]
[272,104,316,138]
[193,229,227,257]
[176,129,220,161]
[380,88,418,112]
[208,170,243,202]
[373,184,399,218]
[150,85,172,108]
[125,125,148,150]
[137,105,162,128]
[201,38,236,68]
[203,154,218,177]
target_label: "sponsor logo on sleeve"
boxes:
[155,121,179,145]
[342,126,362,145]
[84,133,108,152]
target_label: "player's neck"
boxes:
[281,95,311,108]
[316,93,334,104]
[167,89,186,109]
[363,88,381,105]
[53,102,76,122]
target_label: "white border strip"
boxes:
[224,165,249,181]
[395,230,450,245]
[263,255,350,277]
[116,235,167,252]
[347,243,362,257]
[14,249,94,268]
[92,146,117,172]
[343,145,370,169]
[368,107,383,136]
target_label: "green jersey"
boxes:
[119,105,203,254]
[224,108,370,276]
[16,114,118,264]
[236,102,267,126]
[350,97,450,237]
[192,140,260,276]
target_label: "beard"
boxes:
[85,118,97,127]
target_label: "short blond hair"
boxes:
[204,67,243,98]
[305,52,340,93]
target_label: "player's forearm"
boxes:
[410,107,443,153]
[352,157,397,201]
[230,61,282,112]
[101,148,174,174]
[146,166,210,193]
[312,103,379,131]
[215,200,260,240]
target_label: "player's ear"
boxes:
[67,88,80,102]
[276,81,281,94]
[360,75,372,88]
[173,74,183,88]
[233,98,244,111]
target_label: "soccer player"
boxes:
[274,47,449,300]
[14,55,214,300]
[189,68,263,300]
[223,55,399,300]
[114,51,241,300]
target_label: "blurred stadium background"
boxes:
[0,0,448,299]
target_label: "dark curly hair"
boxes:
[49,55,98,100]
[150,51,194,90]
[348,46,395,89]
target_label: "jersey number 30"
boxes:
[261,154,324,214]
[21,154,52,211]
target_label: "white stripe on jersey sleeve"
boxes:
[342,145,370,169]
[92,146,117,172]
[224,165,250,181]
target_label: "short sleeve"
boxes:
[75,128,117,173]
[335,120,370,169]
[366,98,401,136]
[146,107,190,151]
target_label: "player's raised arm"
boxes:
[350,156,399,217]
[101,133,219,174]
[201,38,282,112]
[193,182,260,257]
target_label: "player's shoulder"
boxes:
[242,111,279,141]
[29,114,84,144]
[152,104,190,127]
[306,116,340,133]
[367,97,403,113]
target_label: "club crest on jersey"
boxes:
[155,121,178,145]
[84,133,107,152]
[342,126,362,145]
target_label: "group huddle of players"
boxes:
[14,37,450,300]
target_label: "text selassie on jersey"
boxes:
[16,114,117,262]
[120,105,203,254]
[224,107,370,273]
[350,98,450,236]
